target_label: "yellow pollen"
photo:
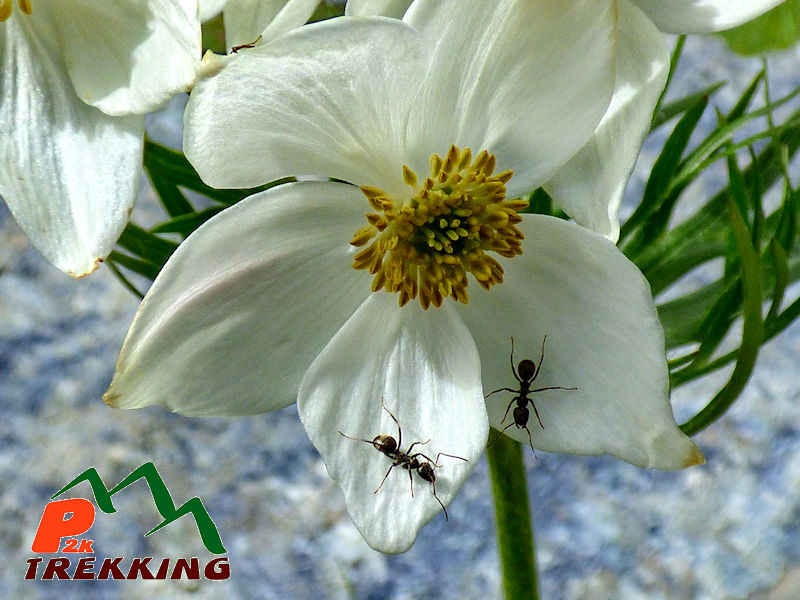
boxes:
[350,145,527,309]
[0,0,31,20]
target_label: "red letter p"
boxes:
[31,499,95,553]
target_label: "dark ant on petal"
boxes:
[485,336,578,453]
[338,398,467,520]
[230,34,263,54]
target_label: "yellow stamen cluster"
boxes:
[350,145,527,309]
[0,0,31,20]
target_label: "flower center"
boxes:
[0,0,32,20]
[350,145,527,309]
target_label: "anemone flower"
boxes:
[0,0,200,276]
[105,0,703,553]
[350,0,785,241]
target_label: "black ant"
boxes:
[485,336,577,452]
[338,399,467,520]
[230,34,262,54]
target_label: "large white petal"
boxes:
[105,182,372,416]
[299,293,487,553]
[632,0,785,33]
[544,0,668,242]
[45,0,201,116]
[457,215,703,470]
[225,0,318,49]
[199,0,227,20]
[184,17,423,196]
[345,0,411,18]
[402,0,617,198]
[0,17,142,277]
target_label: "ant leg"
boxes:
[531,385,579,394]
[485,387,520,399]
[338,431,374,445]
[501,397,516,424]
[501,422,515,433]
[374,464,395,494]
[410,452,437,465]
[406,439,431,455]
[510,337,522,383]
[523,425,535,454]
[435,452,467,466]
[533,335,548,380]
[432,480,448,521]
[529,401,544,429]
[408,467,414,498]
[381,397,402,450]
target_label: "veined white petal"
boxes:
[47,0,201,116]
[403,0,617,198]
[225,0,318,50]
[545,0,669,243]
[0,17,142,277]
[632,0,785,33]
[184,17,423,196]
[105,182,371,416]
[345,0,411,18]
[299,293,487,553]
[457,215,703,470]
[199,0,227,20]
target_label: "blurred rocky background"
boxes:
[1,31,799,600]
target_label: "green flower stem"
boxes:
[486,429,539,600]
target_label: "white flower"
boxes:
[0,0,201,276]
[350,0,785,241]
[105,0,702,553]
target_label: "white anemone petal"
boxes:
[199,0,227,20]
[632,0,785,33]
[105,182,371,416]
[184,17,423,196]
[48,0,201,116]
[299,293,487,553]
[0,17,142,277]
[403,0,617,197]
[545,0,669,242]
[457,215,703,470]
[345,0,411,18]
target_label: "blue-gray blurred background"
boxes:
[2,33,799,599]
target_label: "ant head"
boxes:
[417,462,435,483]
[513,405,529,427]
[518,359,536,381]
[372,434,397,454]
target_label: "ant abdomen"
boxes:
[513,405,529,427]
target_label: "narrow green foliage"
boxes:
[727,70,765,122]
[620,94,708,245]
[108,251,160,281]
[680,185,764,435]
[117,223,177,266]
[150,206,226,237]
[651,35,686,129]
[652,82,725,131]
[146,168,194,217]
[106,259,145,299]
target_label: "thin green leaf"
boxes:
[146,168,194,217]
[621,94,709,243]
[766,241,789,322]
[117,223,177,266]
[150,206,226,237]
[651,82,725,131]
[726,69,764,122]
[108,251,161,281]
[106,259,145,299]
[679,193,763,435]
[651,35,687,128]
